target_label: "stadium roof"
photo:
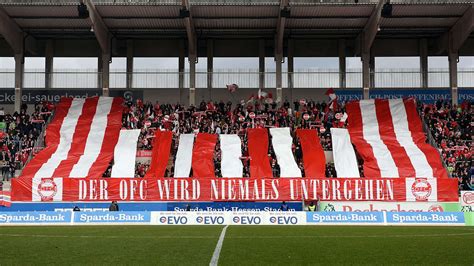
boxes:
[0,0,473,39]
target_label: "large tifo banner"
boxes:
[12,177,458,202]
[0,211,471,226]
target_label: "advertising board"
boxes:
[0,211,472,226]
[150,212,307,225]
[0,211,72,225]
[318,202,461,212]
[73,211,151,224]
[386,212,465,225]
[306,212,384,225]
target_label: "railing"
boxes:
[1,69,474,89]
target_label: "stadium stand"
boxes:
[2,96,470,190]
[0,102,52,181]
[0,94,470,188]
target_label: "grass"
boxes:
[0,226,473,265]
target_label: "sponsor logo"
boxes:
[269,216,298,225]
[196,215,224,225]
[0,212,70,223]
[233,216,261,225]
[324,204,336,212]
[76,213,147,223]
[332,202,447,213]
[307,212,384,223]
[428,204,444,212]
[196,216,204,223]
[159,215,188,225]
[387,212,464,224]
[37,179,57,201]
[462,192,474,205]
[411,179,432,201]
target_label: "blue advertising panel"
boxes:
[167,202,302,212]
[369,89,451,103]
[73,211,151,224]
[335,89,363,102]
[458,88,474,102]
[306,212,384,224]
[6,202,168,212]
[0,211,72,224]
[0,89,142,104]
[386,212,465,225]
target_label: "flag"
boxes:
[227,83,239,93]
[345,98,448,178]
[20,97,124,179]
[325,88,338,110]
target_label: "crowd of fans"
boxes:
[422,99,473,190]
[122,98,346,177]
[0,102,52,181]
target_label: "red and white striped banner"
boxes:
[20,97,124,179]
[0,191,11,207]
[346,98,448,178]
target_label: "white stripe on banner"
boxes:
[70,97,113,177]
[359,100,398,177]
[331,128,360,177]
[34,98,85,178]
[111,129,141,178]
[220,134,243,178]
[388,99,434,177]
[174,134,195,177]
[269,127,302,177]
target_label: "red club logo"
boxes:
[37,179,57,201]
[428,204,444,212]
[462,192,474,205]
[411,179,432,201]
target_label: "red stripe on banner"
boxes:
[248,128,273,178]
[11,178,33,201]
[296,129,325,177]
[374,99,416,177]
[403,99,448,178]
[19,98,73,178]
[85,97,125,178]
[192,133,217,178]
[346,101,382,177]
[52,97,99,177]
[145,130,173,178]
[11,177,459,202]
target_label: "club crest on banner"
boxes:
[32,178,63,202]
[405,178,437,202]
[461,191,474,206]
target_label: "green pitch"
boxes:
[0,226,473,265]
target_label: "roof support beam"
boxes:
[275,0,288,61]
[83,0,111,96]
[182,0,197,62]
[84,0,111,56]
[356,0,387,56]
[0,7,37,55]
[437,5,474,54]
[0,8,23,54]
